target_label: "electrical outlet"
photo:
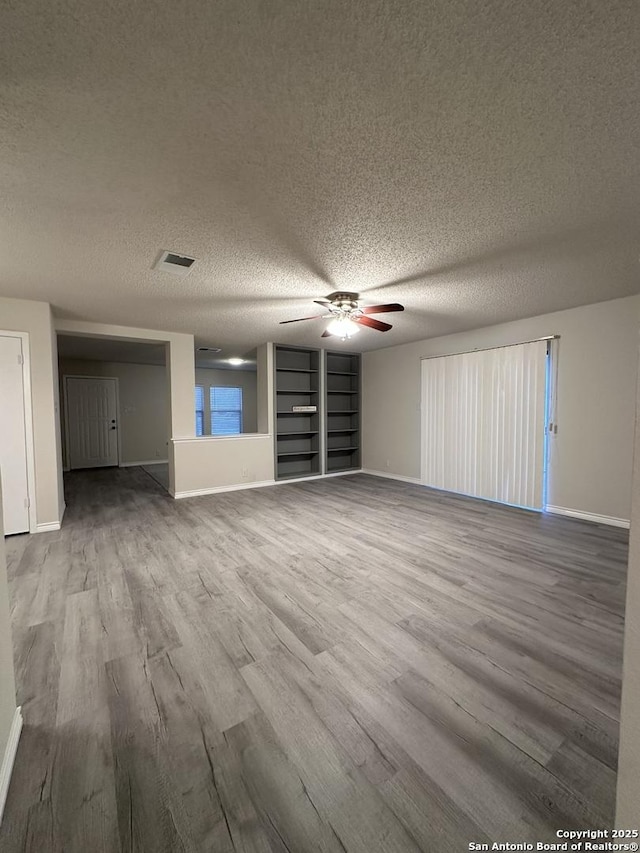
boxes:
[241,467,249,480]
[155,449,161,458]
[385,459,390,468]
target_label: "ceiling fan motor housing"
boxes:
[326,291,360,310]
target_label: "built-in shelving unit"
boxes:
[274,346,321,480]
[324,351,361,473]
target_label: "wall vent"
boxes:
[153,250,197,276]
[197,346,222,353]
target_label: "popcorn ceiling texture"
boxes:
[0,0,639,353]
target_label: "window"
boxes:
[195,385,204,436]
[210,386,242,435]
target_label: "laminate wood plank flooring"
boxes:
[0,467,628,851]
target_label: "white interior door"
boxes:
[65,377,119,469]
[0,335,31,535]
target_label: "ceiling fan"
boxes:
[280,291,404,339]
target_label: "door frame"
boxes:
[63,375,121,469]
[0,330,38,534]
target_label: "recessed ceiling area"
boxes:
[1,1,639,352]
[56,335,167,366]
[56,334,257,370]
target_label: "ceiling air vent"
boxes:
[197,346,222,353]
[153,250,197,276]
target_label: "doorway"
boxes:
[57,334,170,491]
[64,376,119,469]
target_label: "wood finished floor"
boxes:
[0,468,628,852]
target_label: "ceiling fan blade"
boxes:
[321,330,332,338]
[279,314,327,324]
[355,316,392,332]
[361,303,404,314]
[314,299,332,306]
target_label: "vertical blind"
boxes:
[421,340,548,509]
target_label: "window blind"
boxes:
[210,386,242,436]
[195,385,204,437]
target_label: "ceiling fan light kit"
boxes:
[279,291,404,338]
[326,316,360,339]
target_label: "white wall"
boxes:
[59,359,169,465]
[616,340,640,824]
[171,435,274,496]
[0,297,64,527]
[50,315,65,518]
[363,295,640,523]
[256,342,273,434]
[0,479,19,804]
[195,367,258,434]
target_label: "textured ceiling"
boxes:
[1,0,639,355]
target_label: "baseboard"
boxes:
[545,505,630,529]
[35,500,67,533]
[173,479,276,499]
[172,469,364,499]
[360,477,630,527]
[36,520,61,533]
[360,468,423,485]
[0,707,23,826]
[278,470,363,484]
[120,460,168,468]
[272,473,325,486]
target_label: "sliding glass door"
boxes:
[421,340,548,509]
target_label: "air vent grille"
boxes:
[153,250,197,276]
[197,346,222,353]
[165,253,194,268]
